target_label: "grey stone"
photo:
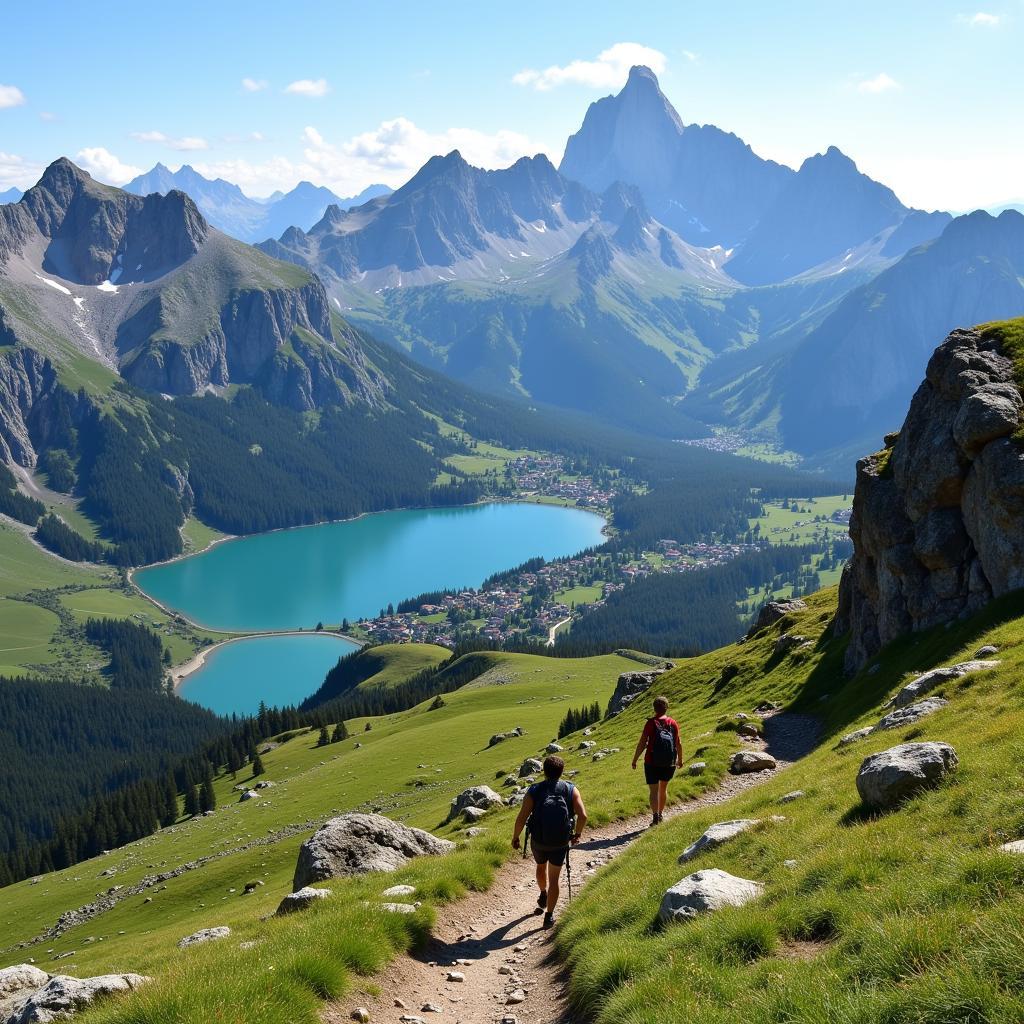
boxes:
[446,971,465,982]
[447,786,504,823]
[687,762,706,776]
[381,884,416,897]
[679,820,758,863]
[1000,839,1024,854]
[13,974,150,1024]
[891,661,999,707]
[293,813,454,889]
[840,727,874,747]
[659,869,764,924]
[380,903,417,914]
[239,790,259,802]
[778,790,805,803]
[0,965,49,1023]
[464,827,488,837]
[545,743,564,753]
[874,697,949,731]
[975,645,1000,657]
[177,926,230,948]
[461,806,487,823]
[748,600,807,635]
[606,670,666,718]
[856,742,959,809]
[773,633,809,656]
[518,759,543,778]
[729,751,777,774]
[351,1008,370,1023]
[275,887,331,915]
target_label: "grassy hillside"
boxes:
[556,588,1024,1023]
[10,579,1024,1023]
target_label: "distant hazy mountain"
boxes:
[0,158,382,434]
[0,187,21,205]
[560,65,791,248]
[259,148,742,436]
[124,163,390,243]
[726,146,952,285]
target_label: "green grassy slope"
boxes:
[0,520,216,678]
[555,587,1024,1023]
[350,642,450,690]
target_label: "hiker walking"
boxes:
[631,695,683,826]
[511,755,587,929]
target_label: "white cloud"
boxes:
[75,147,142,185]
[192,117,552,198]
[284,78,329,98]
[131,130,209,151]
[968,11,1000,25]
[241,77,268,92]
[38,111,57,122]
[681,49,700,63]
[857,72,901,95]
[0,84,26,109]
[0,151,42,189]
[512,42,667,91]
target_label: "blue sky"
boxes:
[1,1,1021,210]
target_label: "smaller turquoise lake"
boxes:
[178,633,359,717]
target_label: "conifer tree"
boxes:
[317,725,330,747]
[183,782,200,817]
[251,751,265,777]
[199,764,216,813]
[331,722,348,742]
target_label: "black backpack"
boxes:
[649,717,676,767]
[529,780,575,849]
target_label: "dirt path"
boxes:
[337,711,820,1024]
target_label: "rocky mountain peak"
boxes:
[837,319,1024,671]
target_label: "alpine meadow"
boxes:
[2,5,1024,1024]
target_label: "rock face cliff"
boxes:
[837,322,1024,671]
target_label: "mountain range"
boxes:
[124,163,391,243]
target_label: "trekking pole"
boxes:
[522,824,530,861]
[565,845,573,903]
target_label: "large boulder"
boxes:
[518,758,543,778]
[0,965,49,1023]
[856,742,959,809]
[836,326,1024,673]
[13,974,149,1024]
[446,786,504,823]
[659,869,764,924]
[890,661,999,707]
[729,751,777,774]
[606,669,666,718]
[293,813,454,890]
[679,820,758,863]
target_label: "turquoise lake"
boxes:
[137,502,606,631]
[142,502,606,716]
[177,633,360,717]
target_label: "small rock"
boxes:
[381,884,416,898]
[446,971,464,982]
[498,965,514,975]
[351,1009,371,1023]
[239,790,259,802]
[784,859,798,868]
[839,727,874,747]
[729,751,777,774]
[778,790,805,803]
[874,697,949,732]
[659,869,764,924]
[465,827,488,837]
[421,1003,442,1013]
[679,820,758,863]
[276,887,331,915]
[518,758,543,778]
[462,806,487,823]
[545,742,563,753]
[177,927,230,949]
[687,762,706,776]
[506,989,526,1004]
[890,661,999,708]
[1000,839,1024,854]
[975,645,999,658]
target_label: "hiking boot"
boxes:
[536,889,547,912]
[651,813,659,827]
[543,911,554,929]
[656,812,664,824]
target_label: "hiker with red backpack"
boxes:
[511,755,587,929]
[631,695,683,826]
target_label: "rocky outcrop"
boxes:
[837,325,1024,672]
[888,660,999,708]
[292,813,453,889]
[747,599,806,636]
[605,669,667,718]
[658,869,764,924]
[856,741,959,809]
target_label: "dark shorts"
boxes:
[645,763,676,785]
[530,838,567,866]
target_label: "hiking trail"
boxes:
[328,711,820,1024]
